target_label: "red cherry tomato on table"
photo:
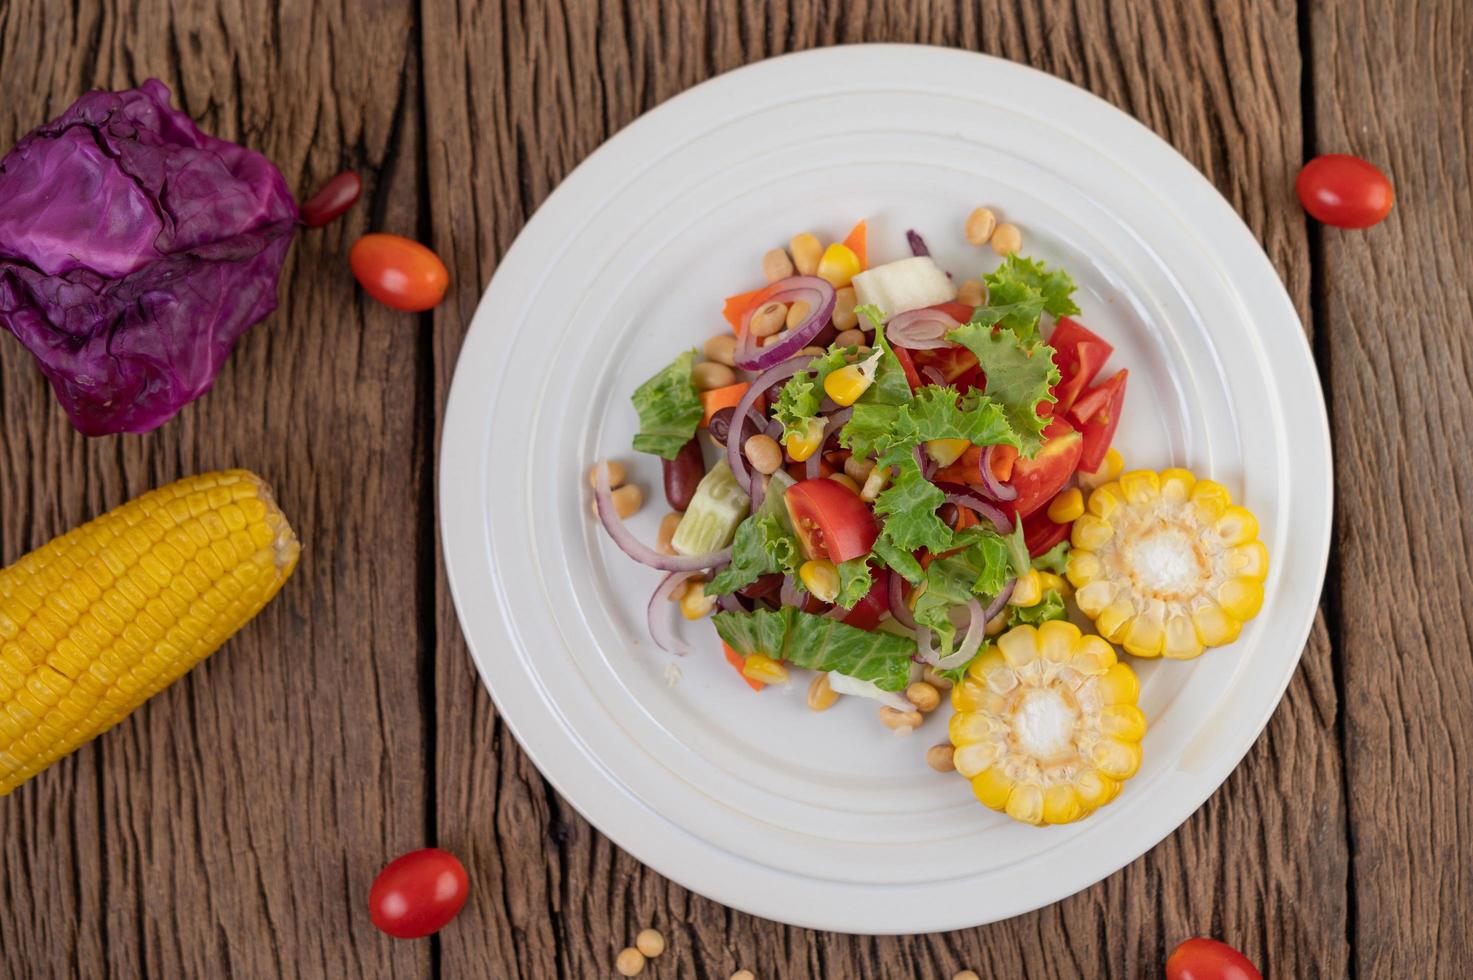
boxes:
[350,233,450,312]
[784,478,879,562]
[1166,937,1262,980]
[1296,154,1394,228]
[368,847,469,939]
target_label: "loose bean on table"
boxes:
[789,233,822,275]
[744,434,783,475]
[991,222,1022,255]
[749,301,786,338]
[587,460,626,489]
[964,206,997,246]
[663,438,704,510]
[832,285,858,329]
[834,328,865,347]
[692,360,736,390]
[703,333,737,367]
[615,947,646,977]
[635,929,666,958]
[761,247,794,282]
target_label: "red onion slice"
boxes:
[595,464,732,571]
[978,445,1019,501]
[648,572,699,655]
[934,481,1013,535]
[726,357,809,493]
[803,407,853,480]
[919,366,946,387]
[905,229,931,257]
[734,276,837,370]
[887,307,960,350]
[913,444,937,481]
[888,571,917,629]
[982,579,1016,624]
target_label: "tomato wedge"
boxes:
[1006,417,1083,519]
[1022,505,1073,558]
[839,569,889,631]
[784,478,879,562]
[1049,317,1114,414]
[1069,369,1128,473]
[891,345,923,391]
[912,346,979,385]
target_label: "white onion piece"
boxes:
[886,307,961,350]
[825,670,915,711]
[648,572,698,655]
[932,598,986,670]
[594,464,731,572]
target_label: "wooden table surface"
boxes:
[2,0,1469,977]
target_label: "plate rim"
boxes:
[439,43,1333,933]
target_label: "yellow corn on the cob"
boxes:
[949,621,1145,826]
[0,471,299,797]
[1067,468,1268,660]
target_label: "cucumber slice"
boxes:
[852,256,957,318]
[671,460,751,555]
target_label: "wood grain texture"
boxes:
[0,1,432,977]
[1310,0,1473,976]
[1,0,1463,975]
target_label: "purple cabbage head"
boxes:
[0,80,297,435]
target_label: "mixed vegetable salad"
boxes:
[592,214,1270,826]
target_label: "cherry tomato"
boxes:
[368,848,469,939]
[839,568,889,631]
[1022,506,1072,558]
[1048,316,1114,414]
[1296,154,1394,228]
[1005,417,1083,519]
[1166,937,1262,980]
[1069,369,1128,473]
[911,346,979,385]
[784,478,879,562]
[300,170,362,228]
[349,233,450,312]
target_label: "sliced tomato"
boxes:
[891,345,922,391]
[912,346,979,384]
[1049,317,1114,414]
[1022,505,1072,557]
[840,569,889,631]
[1069,369,1127,473]
[723,642,764,691]
[1006,417,1084,519]
[930,301,976,323]
[784,478,879,562]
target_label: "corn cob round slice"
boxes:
[1067,468,1269,660]
[0,470,299,797]
[949,621,1145,826]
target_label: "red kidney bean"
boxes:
[662,437,704,511]
[301,171,362,227]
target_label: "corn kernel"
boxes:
[1159,467,1196,502]
[1163,614,1204,660]
[1095,600,1136,643]
[1071,514,1114,550]
[1036,572,1069,597]
[1066,552,1101,590]
[1216,506,1260,547]
[1047,488,1084,523]
[823,362,873,406]
[679,582,715,620]
[1005,784,1045,825]
[1078,447,1124,490]
[799,559,840,604]
[1122,611,1165,658]
[970,767,1015,810]
[1091,738,1143,780]
[1190,479,1232,521]
[784,417,825,462]
[1192,600,1241,646]
[1095,662,1140,705]
[996,624,1039,665]
[924,439,970,467]
[1117,470,1161,504]
[1042,784,1085,825]
[1218,577,1265,621]
[1073,580,1114,617]
[1008,570,1042,607]
[742,653,788,685]
[1228,541,1270,581]
[816,242,861,287]
[1086,483,1124,519]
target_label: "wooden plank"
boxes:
[424,1,1347,976]
[0,2,432,976]
[1309,0,1473,976]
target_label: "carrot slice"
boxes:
[722,285,773,333]
[989,445,1019,482]
[723,642,764,691]
[700,383,757,427]
[841,220,868,270]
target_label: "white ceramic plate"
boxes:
[440,45,1331,933]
